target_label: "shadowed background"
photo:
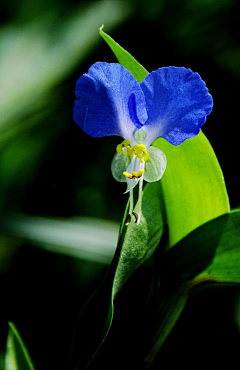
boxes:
[0,0,240,369]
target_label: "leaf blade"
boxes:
[162,211,240,284]
[70,181,165,369]
[113,181,165,297]
[143,211,240,366]
[154,133,230,246]
[99,25,148,82]
[5,322,35,370]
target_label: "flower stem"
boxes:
[137,177,144,224]
[125,188,134,225]
[129,188,134,215]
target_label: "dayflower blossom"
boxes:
[73,62,213,224]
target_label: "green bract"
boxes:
[111,152,130,183]
[144,146,167,183]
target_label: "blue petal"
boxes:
[140,67,213,146]
[73,62,148,141]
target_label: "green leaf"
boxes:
[112,181,165,297]
[143,211,240,366]
[154,134,230,246]
[100,28,230,247]
[69,181,165,369]
[0,214,118,264]
[99,25,148,82]
[5,322,35,370]
[196,211,240,283]
[163,210,240,284]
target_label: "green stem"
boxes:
[129,188,134,215]
[137,177,144,224]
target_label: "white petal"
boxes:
[144,146,167,182]
[111,153,130,182]
[124,156,144,193]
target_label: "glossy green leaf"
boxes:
[99,25,148,82]
[163,210,240,284]
[100,29,230,247]
[112,181,165,297]
[143,211,240,366]
[5,322,35,370]
[70,181,165,370]
[154,135,230,246]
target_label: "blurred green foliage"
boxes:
[5,322,36,370]
[1,0,240,369]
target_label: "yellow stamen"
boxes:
[123,139,131,146]
[123,169,144,179]
[116,139,131,156]
[123,171,133,179]
[132,144,150,163]
[143,151,150,161]
[127,146,134,159]
[137,169,144,177]
[134,144,145,150]
[116,140,150,162]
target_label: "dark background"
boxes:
[0,0,240,369]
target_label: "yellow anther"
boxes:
[134,144,145,150]
[131,144,150,163]
[127,147,134,159]
[116,143,123,154]
[122,139,131,146]
[123,171,133,179]
[116,139,131,156]
[116,140,150,163]
[143,151,150,161]
[137,169,144,177]
[123,169,145,179]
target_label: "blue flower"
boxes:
[73,62,213,224]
